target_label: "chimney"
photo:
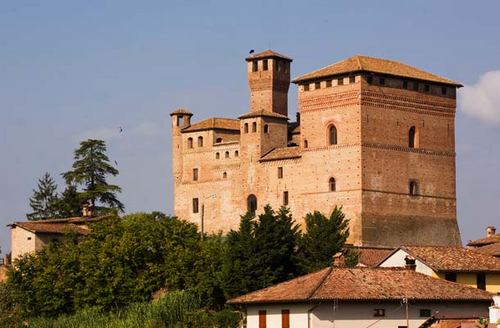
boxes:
[332,252,345,267]
[404,256,416,271]
[487,226,496,238]
[82,202,94,218]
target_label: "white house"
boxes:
[227,266,493,328]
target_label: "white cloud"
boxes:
[459,70,500,126]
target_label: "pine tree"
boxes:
[296,206,355,273]
[52,185,82,218]
[62,139,124,213]
[27,173,59,220]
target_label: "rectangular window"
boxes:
[373,309,385,317]
[252,61,258,72]
[367,76,373,84]
[326,80,332,87]
[419,309,431,317]
[441,87,447,95]
[444,272,457,282]
[403,80,408,89]
[263,59,268,71]
[259,310,266,328]
[278,167,283,179]
[338,77,344,85]
[379,77,386,85]
[315,81,321,90]
[193,168,199,181]
[477,273,486,290]
[303,84,310,91]
[283,191,289,206]
[281,309,290,328]
[192,198,199,213]
[349,76,355,84]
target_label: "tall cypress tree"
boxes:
[62,139,124,213]
[27,173,59,221]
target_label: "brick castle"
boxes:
[170,50,462,247]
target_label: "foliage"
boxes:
[62,139,124,213]
[295,206,355,273]
[52,185,83,218]
[27,173,59,220]
[222,206,300,299]
[0,282,25,328]
[180,309,240,328]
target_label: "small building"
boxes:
[378,246,500,293]
[8,216,107,261]
[227,267,493,328]
[467,226,500,258]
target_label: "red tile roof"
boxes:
[260,146,301,162]
[470,243,500,257]
[8,216,110,235]
[292,55,461,86]
[228,267,493,305]
[353,246,395,267]
[182,118,240,132]
[246,50,292,62]
[398,246,500,272]
[238,110,288,120]
[467,234,500,247]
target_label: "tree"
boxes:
[295,206,356,274]
[27,173,59,220]
[52,185,82,218]
[62,139,123,213]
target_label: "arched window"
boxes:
[329,125,337,145]
[329,177,336,192]
[247,194,257,214]
[216,137,223,143]
[264,124,269,133]
[223,172,227,179]
[198,136,203,147]
[409,180,419,196]
[304,140,308,148]
[409,126,419,148]
[252,122,257,133]
[244,123,249,133]
[234,150,239,157]
[225,151,229,158]
[187,137,193,149]
[215,152,220,159]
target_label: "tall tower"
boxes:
[170,108,192,183]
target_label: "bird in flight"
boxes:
[249,49,255,54]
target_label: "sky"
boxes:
[1,0,499,253]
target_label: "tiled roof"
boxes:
[8,216,110,235]
[353,246,395,267]
[400,246,500,272]
[467,234,500,247]
[260,146,301,162]
[246,49,292,62]
[292,55,461,86]
[227,267,493,305]
[470,243,500,257]
[238,110,288,120]
[170,108,193,116]
[182,118,240,132]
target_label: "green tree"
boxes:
[295,206,356,274]
[52,185,82,218]
[62,139,123,213]
[27,173,59,220]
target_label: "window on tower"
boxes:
[192,198,199,213]
[409,180,419,196]
[252,61,258,72]
[409,126,418,148]
[225,151,229,158]
[263,59,268,71]
[193,168,199,181]
[247,194,257,214]
[198,136,203,147]
[278,167,283,179]
[303,84,310,91]
[264,124,269,133]
[338,77,344,85]
[252,122,257,133]
[329,177,336,192]
[315,82,321,89]
[215,152,220,159]
[283,191,289,206]
[187,137,193,149]
[244,123,249,133]
[349,76,355,84]
[329,125,338,145]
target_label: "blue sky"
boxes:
[1,0,499,253]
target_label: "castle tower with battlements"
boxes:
[170,50,462,247]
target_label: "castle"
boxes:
[170,50,462,247]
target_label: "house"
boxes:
[8,215,108,261]
[467,226,500,258]
[377,246,500,293]
[227,267,493,328]
[171,50,463,247]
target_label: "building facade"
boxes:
[171,50,462,247]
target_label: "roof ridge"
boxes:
[308,266,333,300]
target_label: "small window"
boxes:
[329,177,336,192]
[329,125,338,145]
[223,172,227,179]
[338,77,344,85]
[278,167,283,179]
[197,136,203,147]
[281,309,290,328]
[215,152,220,159]
[366,76,373,84]
[409,180,419,196]
[283,191,289,206]
[247,194,257,214]
[477,273,486,290]
[373,309,385,317]
[315,81,321,90]
[264,124,269,133]
[193,168,199,181]
[235,150,239,157]
[259,310,266,328]
[326,80,332,88]
[413,82,419,91]
[349,76,355,84]
[303,84,310,91]
[424,84,430,92]
[225,151,229,158]
[252,61,258,72]
[441,87,447,95]
[192,198,199,213]
[403,80,408,89]
[187,137,193,149]
[420,309,431,317]
[244,123,249,133]
[444,272,457,282]
[263,59,268,71]
[409,126,417,148]
[27,237,32,240]
[303,140,308,148]
[216,137,223,143]
[176,116,182,126]
[252,122,257,133]
[379,77,386,85]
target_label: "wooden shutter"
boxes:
[259,310,266,328]
[282,309,290,328]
